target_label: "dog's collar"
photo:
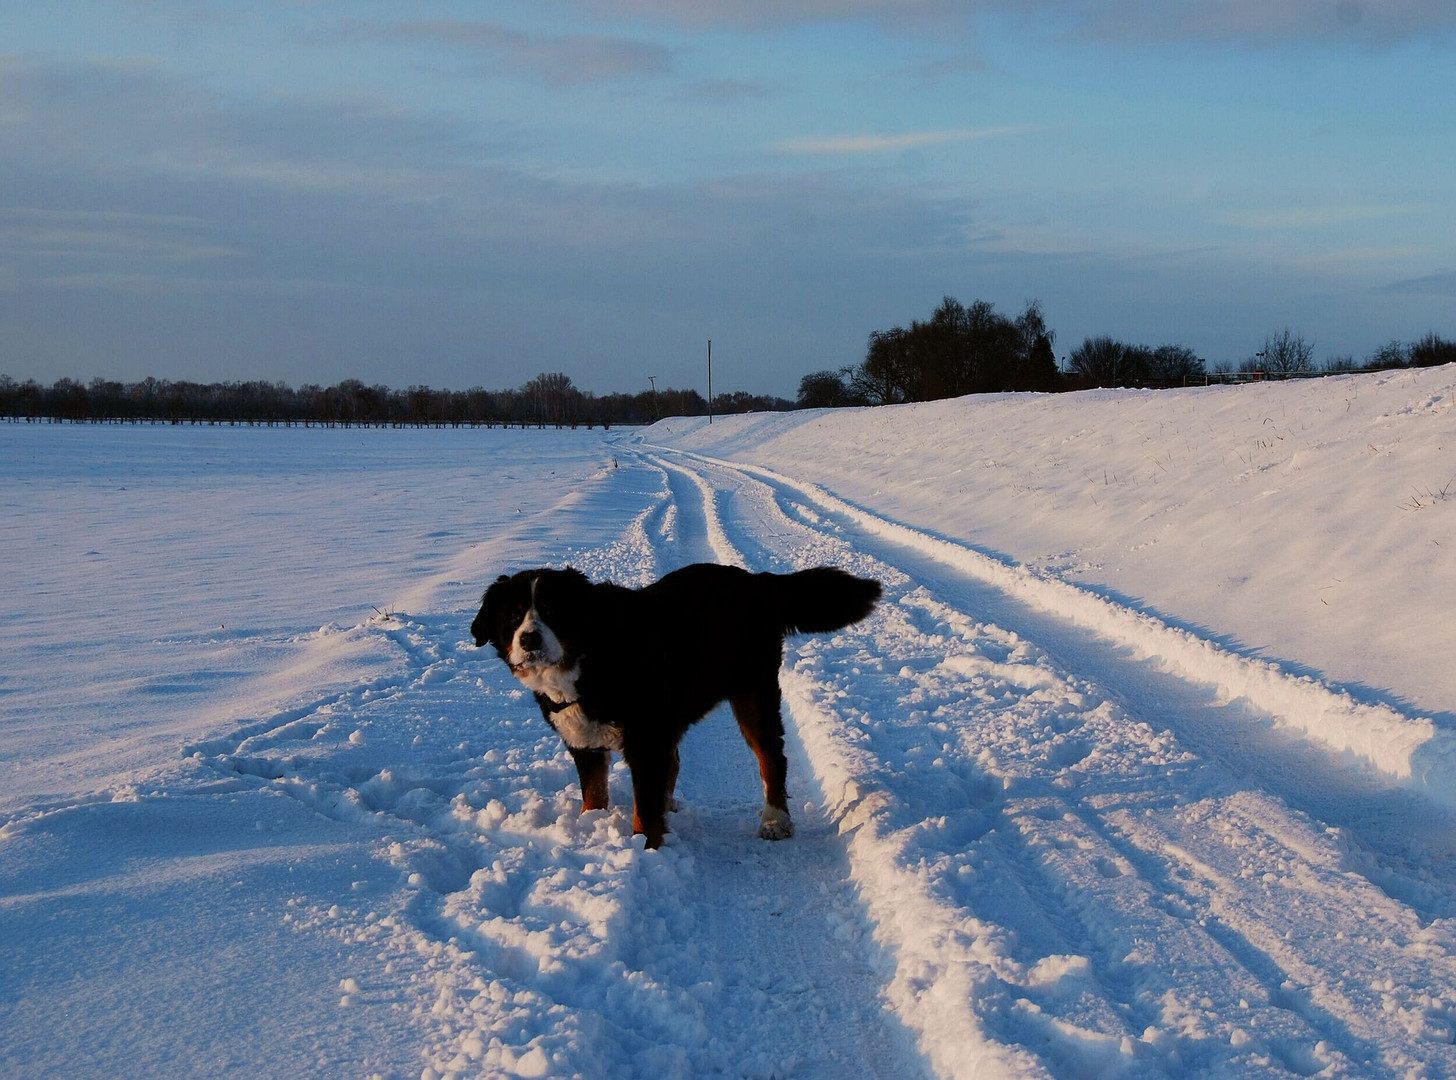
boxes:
[540,695,580,715]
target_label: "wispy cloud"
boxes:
[1052,0,1456,47]
[1383,269,1456,296]
[0,208,236,263]
[564,0,969,31]
[1214,204,1428,230]
[689,78,771,103]
[571,0,1456,46]
[773,125,1044,155]
[0,56,488,198]
[352,19,676,85]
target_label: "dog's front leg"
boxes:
[625,747,673,849]
[569,747,610,812]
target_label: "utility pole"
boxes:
[647,375,657,421]
[707,339,713,424]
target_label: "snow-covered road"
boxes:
[629,440,1456,1078]
[5,371,1456,1079]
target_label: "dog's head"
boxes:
[472,567,594,678]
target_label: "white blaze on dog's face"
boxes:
[509,578,580,703]
[507,578,562,668]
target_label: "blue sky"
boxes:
[2,1,1453,398]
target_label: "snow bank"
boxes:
[657,446,1456,809]
[649,365,1456,721]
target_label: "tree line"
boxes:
[798,296,1060,407]
[0,371,792,427]
[7,298,1454,423]
[800,296,1456,406]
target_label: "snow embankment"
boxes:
[644,366,1456,809]
[752,451,1454,805]
[648,366,1456,722]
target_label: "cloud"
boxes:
[0,208,234,262]
[774,125,1044,155]
[0,55,490,197]
[0,55,987,393]
[689,78,772,103]
[1383,270,1456,296]
[1039,0,1456,47]
[1213,204,1428,230]
[565,0,1456,46]
[352,19,675,85]
[564,0,969,31]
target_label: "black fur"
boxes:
[471,563,881,847]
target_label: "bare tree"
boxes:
[1259,328,1314,376]
[522,371,581,426]
[849,326,912,405]
[1367,340,1409,369]
[1067,337,1127,386]
[1410,333,1456,368]
[1149,345,1204,382]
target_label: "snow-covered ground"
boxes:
[3,365,1456,1078]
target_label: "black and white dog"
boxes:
[471,563,880,848]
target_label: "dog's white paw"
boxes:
[758,804,794,840]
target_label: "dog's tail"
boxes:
[771,567,881,635]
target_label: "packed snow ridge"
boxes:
[3,364,1455,1078]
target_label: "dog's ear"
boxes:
[472,573,517,648]
[478,574,511,615]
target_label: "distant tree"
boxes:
[666,387,708,417]
[51,377,90,420]
[1258,328,1314,376]
[1067,337,1201,387]
[796,370,857,408]
[1023,333,1060,391]
[1367,340,1409,370]
[850,296,1058,402]
[1410,333,1456,368]
[1012,301,1060,391]
[1149,345,1204,382]
[849,326,912,405]
[711,390,793,415]
[1067,337,1127,387]
[1122,345,1155,384]
[522,372,584,426]
[1323,355,1360,373]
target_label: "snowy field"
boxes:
[3,364,1456,1078]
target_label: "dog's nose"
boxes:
[518,629,543,652]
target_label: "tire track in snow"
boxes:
[637,449,1058,1078]
[652,446,1456,809]
[630,452,933,1079]
[640,445,1456,1078]
[182,454,931,1078]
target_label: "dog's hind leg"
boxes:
[730,681,794,840]
[570,747,610,812]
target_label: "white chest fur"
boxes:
[548,702,623,752]
[517,660,581,704]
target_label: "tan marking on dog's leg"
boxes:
[627,750,671,849]
[731,681,793,840]
[570,748,610,812]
